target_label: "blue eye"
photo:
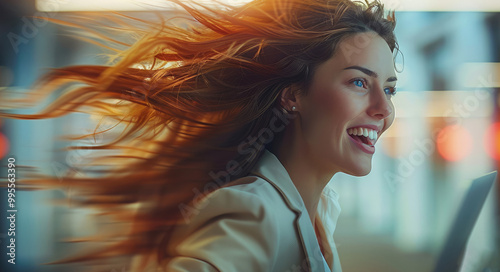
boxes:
[384,86,397,97]
[352,79,365,88]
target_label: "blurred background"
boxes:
[0,0,499,271]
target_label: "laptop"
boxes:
[433,171,497,272]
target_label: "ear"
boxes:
[279,84,302,111]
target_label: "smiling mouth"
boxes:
[347,127,379,146]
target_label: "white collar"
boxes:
[249,148,342,272]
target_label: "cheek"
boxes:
[305,89,359,145]
[312,88,359,122]
[312,88,339,114]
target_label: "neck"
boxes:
[269,134,336,227]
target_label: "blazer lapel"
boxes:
[250,149,329,272]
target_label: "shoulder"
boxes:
[178,175,286,223]
[165,175,290,271]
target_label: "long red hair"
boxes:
[0,0,398,270]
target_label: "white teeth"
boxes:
[348,127,378,141]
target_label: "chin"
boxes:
[344,164,372,177]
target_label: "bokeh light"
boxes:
[380,120,417,158]
[436,125,473,161]
[484,122,500,161]
[0,132,10,159]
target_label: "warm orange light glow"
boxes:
[380,120,415,158]
[484,122,500,161]
[35,0,500,12]
[436,125,472,161]
[0,132,9,159]
[36,0,254,11]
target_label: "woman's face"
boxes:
[296,31,397,176]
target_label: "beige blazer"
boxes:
[133,149,342,272]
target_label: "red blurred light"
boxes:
[436,125,472,162]
[0,132,9,159]
[484,122,500,160]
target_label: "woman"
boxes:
[1,0,399,271]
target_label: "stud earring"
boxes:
[292,106,296,111]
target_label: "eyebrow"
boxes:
[343,65,398,82]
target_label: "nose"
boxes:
[367,86,393,120]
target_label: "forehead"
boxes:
[321,32,395,77]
